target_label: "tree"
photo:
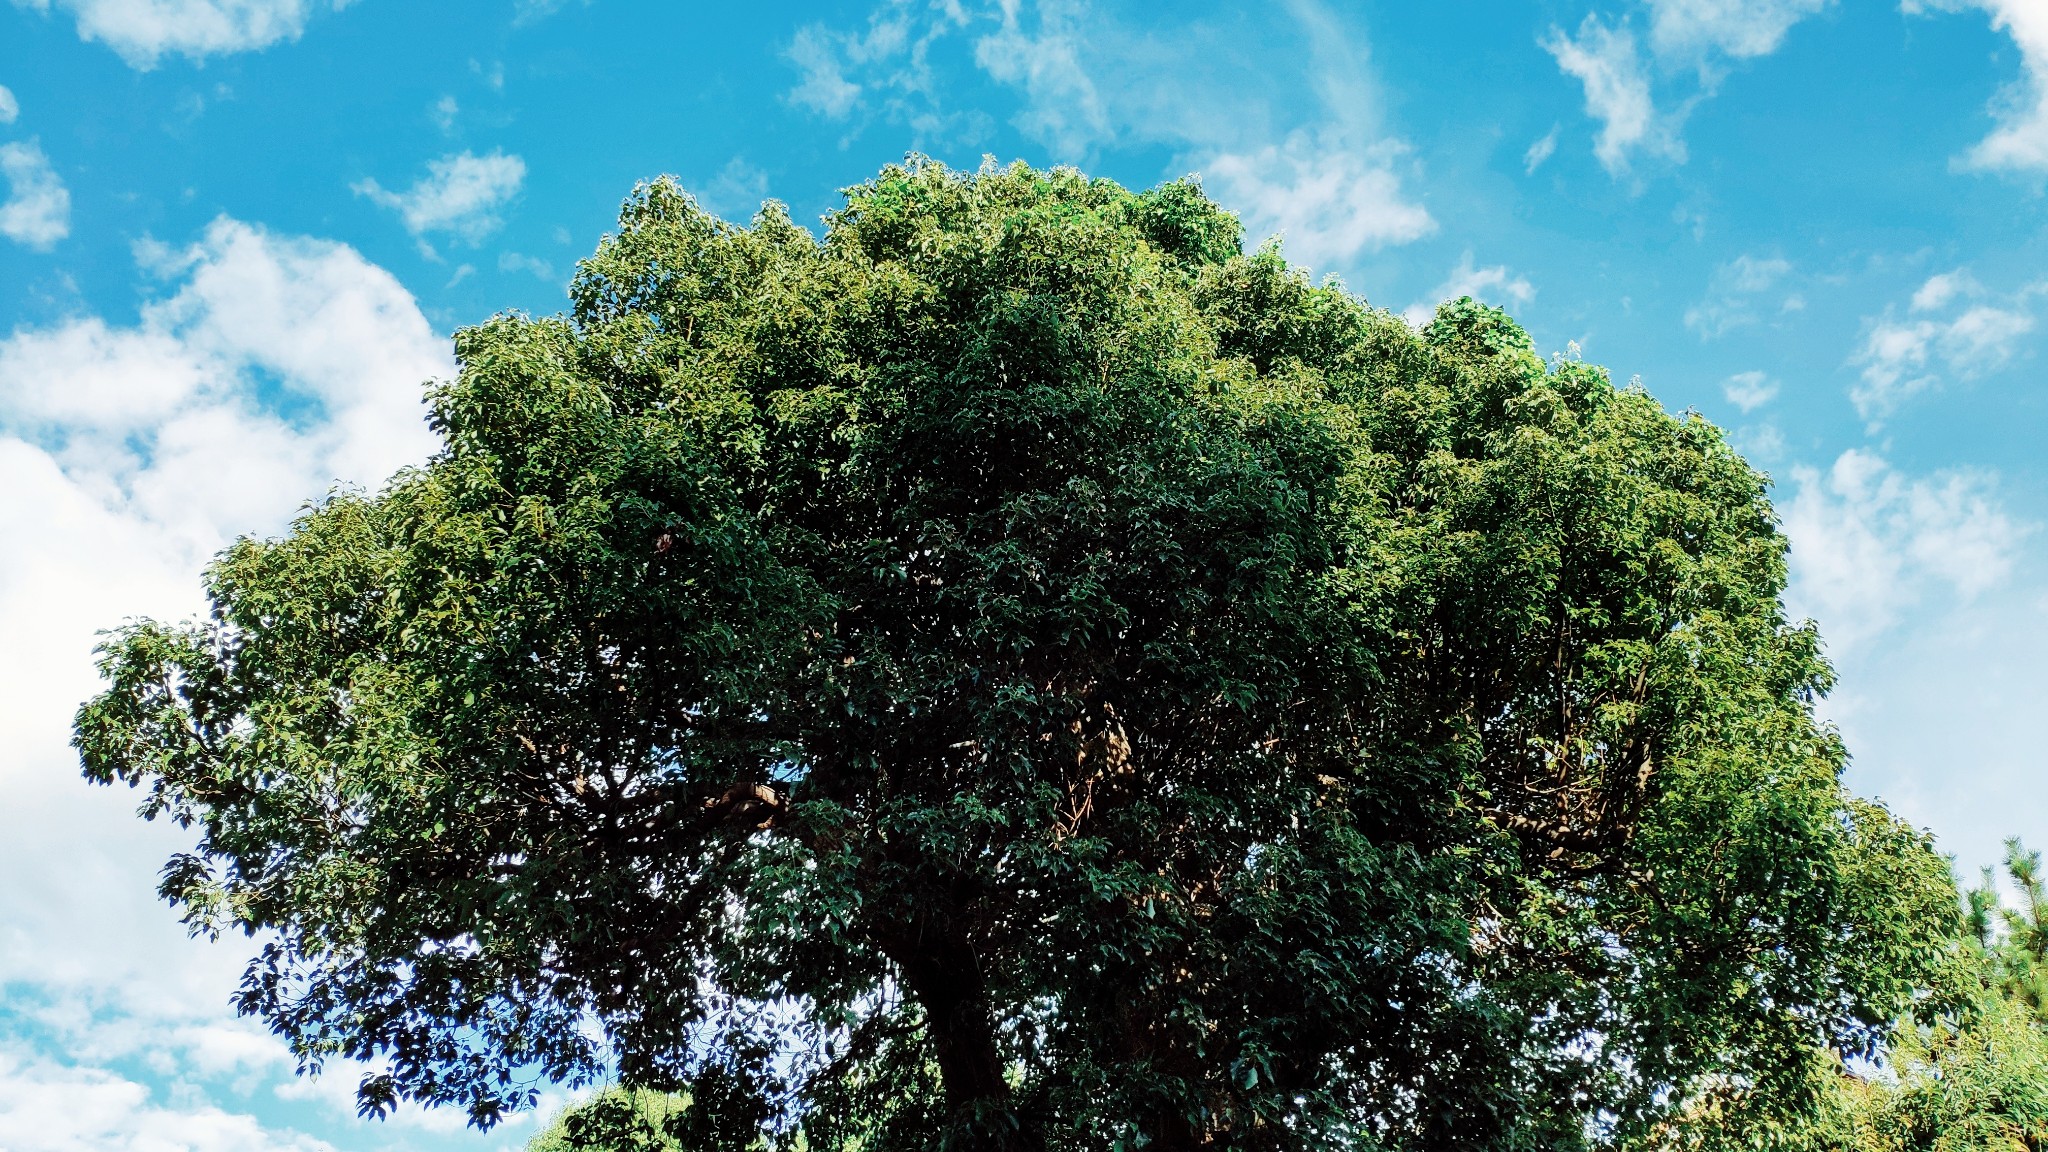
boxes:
[1787,842,2048,1152]
[1830,995,2048,1152]
[77,159,1960,1151]
[1969,839,2048,1022]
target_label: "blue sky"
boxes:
[2,0,2046,1147]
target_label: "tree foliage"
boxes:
[77,159,1960,1151]
[1968,839,2048,1022]
[1796,841,2048,1152]
[1832,996,2048,1152]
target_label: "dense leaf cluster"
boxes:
[77,160,1959,1150]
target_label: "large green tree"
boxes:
[77,160,1959,1151]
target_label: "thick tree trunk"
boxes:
[888,936,1036,1151]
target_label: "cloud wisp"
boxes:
[1543,16,1684,176]
[1542,0,1834,178]
[0,139,70,249]
[1721,369,1779,411]
[1783,449,2023,652]
[1852,269,2038,421]
[0,140,71,250]
[1684,253,1798,337]
[784,0,1434,269]
[1644,0,1832,62]
[11,0,351,69]
[784,0,971,132]
[972,0,1110,158]
[512,0,591,27]
[353,150,526,254]
[1402,252,1536,326]
[0,1054,335,1152]
[1205,136,1435,270]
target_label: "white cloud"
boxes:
[1402,252,1535,326]
[1853,270,2036,419]
[0,140,71,249]
[497,250,553,279]
[786,1,1433,265]
[353,150,525,250]
[1775,449,2048,878]
[1685,253,1796,336]
[0,84,18,124]
[431,93,458,133]
[701,156,770,219]
[1644,0,1831,61]
[1204,135,1434,269]
[0,1053,334,1152]
[1734,419,1786,461]
[1524,125,1560,173]
[1784,450,2022,651]
[783,0,968,127]
[785,2,1434,264]
[1908,0,2048,172]
[11,0,349,69]
[974,0,1110,157]
[1911,268,1978,312]
[0,219,445,1141]
[786,25,864,118]
[1721,368,1779,411]
[1542,16,1685,175]
[1543,2,1834,179]
[512,0,588,26]
[0,219,441,547]
[1723,253,1791,292]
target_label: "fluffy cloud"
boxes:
[1783,450,2021,650]
[1402,252,1535,326]
[1524,125,1560,173]
[0,219,444,1140]
[497,250,553,279]
[1721,369,1779,411]
[0,1054,333,1152]
[1541,16,1684,175]
[0,139,71,249]
[1644,0,1831,61]
[10,0,350,69]
[1205,136,1435,269]
[1684,253,1797,337]
[786,0,1116,150]
[1908,0,2048,172]
[353,150,526,251]
[1852,269,2037,420]
[0,84,18,124]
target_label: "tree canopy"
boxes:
[77,159,1962,1151]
